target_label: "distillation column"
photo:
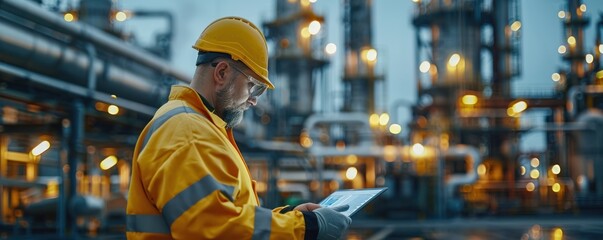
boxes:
[342,0,379,114]
[412,0,521,216]
[264,0,327,140]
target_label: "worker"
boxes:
[125,16,351,239]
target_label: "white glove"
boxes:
[313,205,352,240]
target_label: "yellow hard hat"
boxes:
[193,16,274,89]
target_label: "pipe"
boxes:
[0,0,190,83]
[303,112,374,146]
[444,145,482,199]
[0,20,168,106]
[85,43,97,95]
[0,62,157,115]
[131,10,174,60]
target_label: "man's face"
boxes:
[215,63,258,128]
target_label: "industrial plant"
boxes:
[0,0,602,239]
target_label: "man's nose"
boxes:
[247,96,258,106]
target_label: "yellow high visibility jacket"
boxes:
[126,86,317,239]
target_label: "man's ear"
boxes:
[212,61,230,88]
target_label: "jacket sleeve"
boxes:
[140,139,314,240]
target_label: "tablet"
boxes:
[318,187,387,217]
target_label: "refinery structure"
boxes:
[0,0,602,238]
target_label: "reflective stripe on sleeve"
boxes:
[252,207,272,240]
[162,175,235,225]
[126,214,171,234]
[141,106,199,152]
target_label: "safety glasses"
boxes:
[211,62,268,98]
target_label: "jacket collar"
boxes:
[169,85,227,129]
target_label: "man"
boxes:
[126,16,351,239]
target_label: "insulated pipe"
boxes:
[0,62,157,115]
[443,145,481,199]
[0,20,168,105]
[303,112,374,146]
[0,0,190,83]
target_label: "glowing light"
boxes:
[530,158,540,167]
[300,132,313,148]
[345,167,358,180]
[301,137,313,148]
[32,140,50,156]
[586,54,594,64]
[567,36,576,46]
[379,113,390,126]
[530,169,540,179]
[419,61,431,73]
[579,4,587,12]
[346,155,358,165]
[46,180,58,197]
[552,183,561,192]
[369,114,380,127]
[552,164,561,175]
[100,155,118,170]
[558,11,566,19]
[300,27,310,38]
[309,0,317,3]
[329,180,339,190]
[597,70,603,79]
[108,105,119,115]
[521,166,526,175]
[553,228,563,240]
[558,45,566,54]
[510,21,521,32]
[526,182,535,192]
[115,11,128,22]
[599,44,603,54]
[552,73,561,82]
[477,164,486,176]
[577,175,586,185]
[366,49,378,62]
[389,124,402,135]
[308,20,321,35]
[384,145,397,162]
[448,53,461,67]
[325,43,337,55]
[462,94,478,105]
[411,143,425,156]
[511,101,528,114]
[64,12,75,22]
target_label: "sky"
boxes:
[115,0,603,151]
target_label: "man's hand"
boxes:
[293,202,322,212]
[314,205,352,240]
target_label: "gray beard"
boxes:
[223,107,244,129]
[217,78,245,129]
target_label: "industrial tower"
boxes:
[411,0,523,216]
[263,0,328,141]
[342,0,382,114]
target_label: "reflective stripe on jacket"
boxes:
[126,86,312,239]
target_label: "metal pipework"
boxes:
[0,19,168,107]
[0,0,190,83]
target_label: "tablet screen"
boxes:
[318,187,387,217]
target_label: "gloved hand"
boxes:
[313,205,352,240]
